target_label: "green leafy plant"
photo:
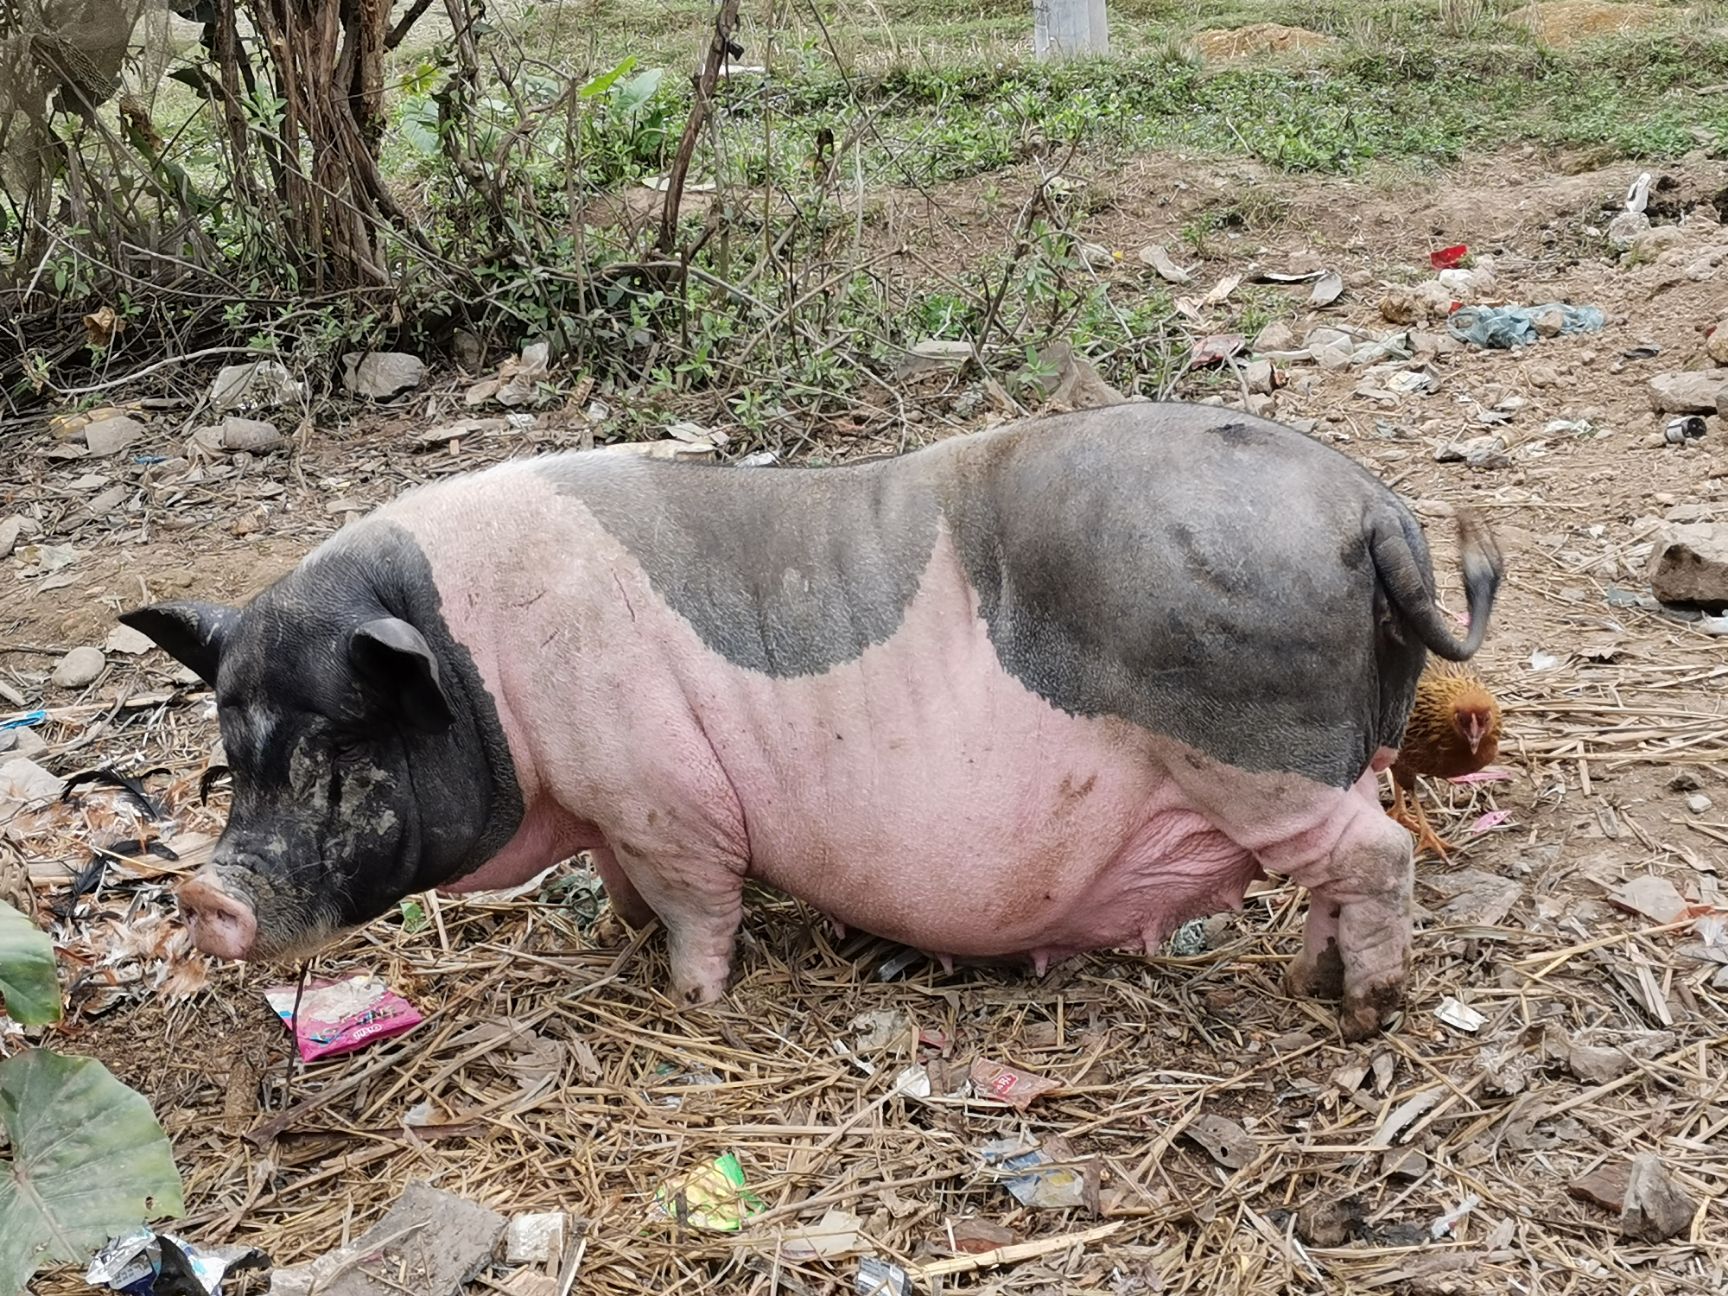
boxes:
[0,901,184,1294]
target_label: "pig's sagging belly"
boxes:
[684,593,1265,963]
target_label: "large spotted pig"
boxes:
[123,402,1501,1040]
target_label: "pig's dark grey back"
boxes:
[528,404,1430,787]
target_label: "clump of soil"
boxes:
[1507,1,1673,48]
[1189,23,1337,63]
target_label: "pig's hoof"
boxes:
[670,961,731,1008]
[1338,981,1403,1042]
[1285,943,1345,1002]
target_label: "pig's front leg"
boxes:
[606,839,747,1006]
[1281,774,1414,1041]
[589,844,656,929]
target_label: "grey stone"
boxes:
[82,415,144,458]
[1607,210,1651,249]
[192,416,285,455]
[1649,523,1728,605]
[51,646,106,688]
[0,515,25,559]
[105,625,156,655]
[1620,1154,1696,1243]
[0,756,65,806]
[341,351,426,400]
[1648,369,1728,414]
[210,360,304,411]
[266,1181,504,1296]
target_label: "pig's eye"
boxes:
[330,732,370,760]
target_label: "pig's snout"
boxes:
[178,870,257,960]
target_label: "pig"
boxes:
[121,402,1501,1040]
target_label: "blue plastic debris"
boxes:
[1447,303,1606,350]
[1,709,46,731]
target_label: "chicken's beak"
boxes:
[1464,716,1486,753]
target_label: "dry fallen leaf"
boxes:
[1184,1113,1255,1170]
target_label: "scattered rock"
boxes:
[1029,340,1126,410]
[0,756,66,808]
[452,329,484,370]
[1633,225,1686,257]
[105,625,157,655]
[342,351,426,400]
[267,1182,505,1296]
[1253,320,1297,352]
[1531,307,1566,339]
[1566,1041,1635,1085]
[1648,370,1728,414]
[0,515,26,559]
[192,416,286,455]
[1382,1147,1428,1181]
[591,439,717,462]
[82,414,145,458]
[1408,330,1462,359]
[1295,1196,1364,1247]
[1648,523,1728,606]
[51,646,106,688]
[82,484,128,518]
[1608,873,1689,924]
[1191,22,1336,63]
[1607,210,1652,249]
[1436,435,1510,469]
[1620,1154,1696,1243]
[1686,792,1714,815]
[1568,1164,1629,1212]
[1379,282,1453,326]
[11,727,48,759]
[1241,359,1276,395]
[1705,319,1728,366]
[895,339,975,380]
[948,1217,1019,1255]
[1309,269,1343,306]
[210,359,304,412]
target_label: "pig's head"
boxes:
[120,526,524,961]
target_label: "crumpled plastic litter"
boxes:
[1447,303,1606,349]
[84,1227,268,1295]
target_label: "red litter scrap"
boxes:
[969,1057,1060,1110]
[1429,244,1469,270]
[265,973,423,1062]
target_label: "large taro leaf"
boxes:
[0,899,60,1027]
[0,1050,185,1294]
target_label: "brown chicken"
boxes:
[1389,660,1503,860]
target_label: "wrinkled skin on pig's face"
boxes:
[121,527,523,960]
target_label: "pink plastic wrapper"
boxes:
[264,973,422,1062]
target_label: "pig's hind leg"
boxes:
[1275,772,1414,1041]
[605,838,748,1007]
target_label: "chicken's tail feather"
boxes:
[1371,507,1504,662]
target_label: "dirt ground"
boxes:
[6,147,1728,1295]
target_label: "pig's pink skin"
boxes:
[408,464,1411,1031]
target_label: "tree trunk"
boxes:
[241,0,396,288]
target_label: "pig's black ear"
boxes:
[118,602,238,687]
[349,617,454,734]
